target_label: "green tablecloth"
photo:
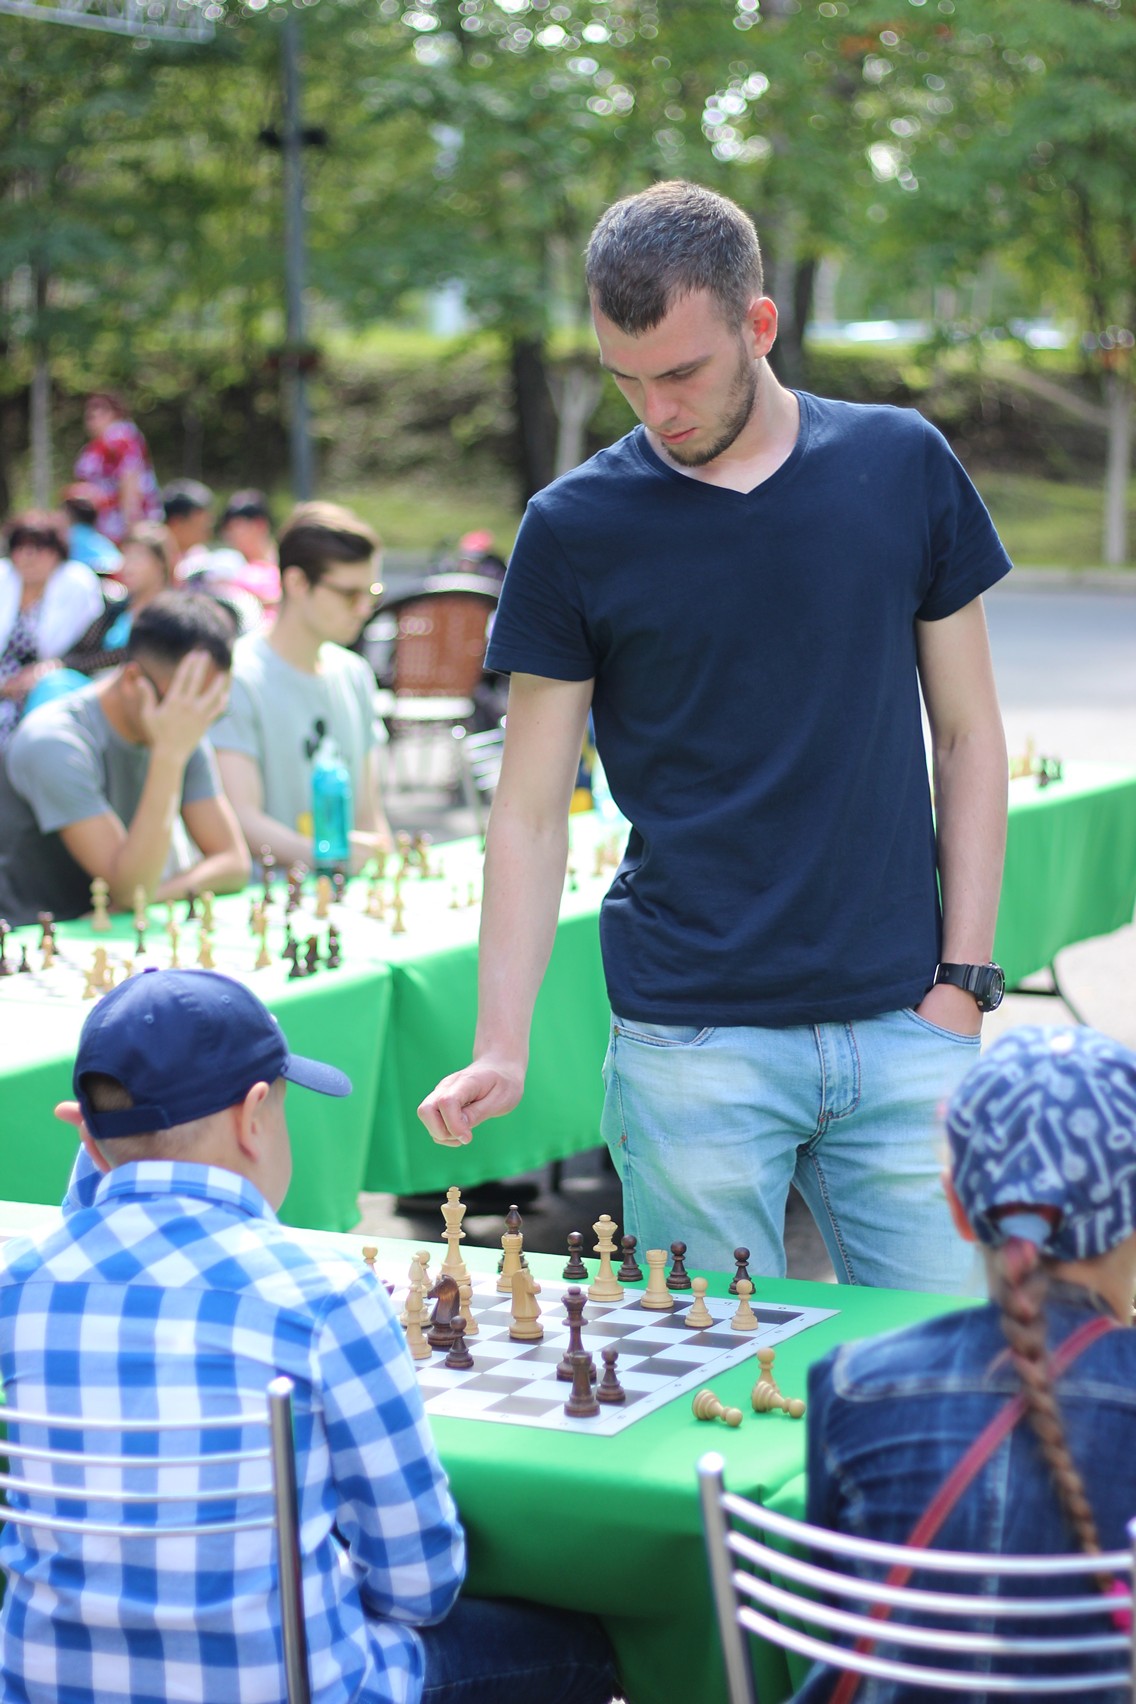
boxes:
[0,1203,960,1704]
[2,763,1134,1219]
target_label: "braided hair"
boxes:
[993,1235,1113,1595]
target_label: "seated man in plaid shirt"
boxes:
[0,968,617,1704]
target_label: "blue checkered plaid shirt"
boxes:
[0,1157,466,1704]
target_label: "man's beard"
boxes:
[664,347,758,468]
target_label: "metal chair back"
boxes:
[453,722,506,839]
[0,1375,311,1704]
[697,1450,1136,1703]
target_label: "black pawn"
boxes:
[326,925,341,969]
[617,1235,643,1283]
[18,944,31,973]
[562,1231,588,1281]
[729,1247,751,1295]
[444,1317,474,1370]
[596,1345,626,1405]
[304,935,319,976]
[564,1351,600,1418]
[666,1241,692,1291]
[184,889,198,922]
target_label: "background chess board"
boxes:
[395,1264,837,1436]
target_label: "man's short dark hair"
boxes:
[126,590,233,672]
[162,479,215,522]
[278,502,379,591]
[220,489,273,528]
[585,180,764,336]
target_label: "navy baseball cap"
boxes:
[74,967,352,1141]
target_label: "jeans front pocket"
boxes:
[611,1015,715,1048]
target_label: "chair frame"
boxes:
[0,1375,311,1704]
[452,721,506,840]
[697,1450,1136,1704]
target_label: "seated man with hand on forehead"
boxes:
[0,590,249,925]
[1,968,619,1704]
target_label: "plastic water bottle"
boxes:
[310,727,351,871]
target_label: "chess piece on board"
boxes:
[729,1248,751,1295]
[457,1277,478,1338]
[562,1231,588,1281]
[617,1235,643,1283]
[596,1346,626,1405]
[508,1269,543,1342]
[315,874,332,919]
[166,917,180,970]
[557,1287,593,1382]
[89,877,111,932]
[444,1317,474,1370]
[427,1274,461,1351]
[497,1209,524,1294]
[564,1352,600,1419]
[326,925,341,970]
[390,891,407,935]
[692,1389,743,1427]
[666,1241,692,1290]
[640,1248,676,1311]
[0,921,10,976]
[683,1276,714,1330]
[304,935,320,976]
[731,1279,759,1332]
[185,889,198,922]
[441,1187,469,1281]
[197,930,215,970]
[200,890,215,931]
[401,1251,431,1325]
[588,1214,624,1302]
[18,944,30,974]
[404,1284,432,1361]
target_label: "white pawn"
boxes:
[731,1278,759,1332]
[404,1284,432,1362]
[683,1275,714,1329]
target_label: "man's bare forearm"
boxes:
[103,751,186,908]
[473,800,571,1074]
[933,721,1008,963]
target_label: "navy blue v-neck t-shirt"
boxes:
[486,392,1012,1028]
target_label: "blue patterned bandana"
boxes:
[948,1026,1136,1262]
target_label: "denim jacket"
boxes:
[799,1286,1136,1704]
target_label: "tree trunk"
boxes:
[767,255,817,391]
[551,364,601,479]
[1102,368,1131,566]
[510,334,559,503]
[31,265,52,507]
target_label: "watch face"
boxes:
[980,964,1006,1012]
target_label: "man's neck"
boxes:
[651,363,801,495]
[96,674,141,745]
[266,604,322,674]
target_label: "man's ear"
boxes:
[55,1099,111,1173]
[233,1081,272,1162]
[942,1169,977,1244]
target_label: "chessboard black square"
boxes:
[754,1308,802,1324]
[510,1345,564,1365]
[585,1321,664,1341]
[486,1393,562,1418]
[634,1357,709,1379]
[453,1372,530,1395]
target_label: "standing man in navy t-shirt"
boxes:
[419,181,1011,1294]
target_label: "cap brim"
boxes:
[282,1054,353,1098]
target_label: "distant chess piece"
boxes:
[756,1346,780,1393]
[304,935,319,976]
[185,889,198,921]
[200,891,214,931]
[401,1251,431,1325]
[17,944,31,974]
[692,1389,743,1427]
[666,1241,692,1290]
[564,1352,600,1419]
[617,1235,643,1283]
[562,1231,588,1281]
[253,912,271,971]
[730,1279,759,1332]
[315,874,332,919]
[596,1345,626,1405]
[197,930,215,970]
[683,1276,714,1330]
[509,1269,543,1342]
[588,1214,624,1302]
[640,1248,676,1311]
[361,1245,378,1274]
[89,877,111,932]
[325,925,341,970]
[729,1248,752,1295]
[390,891,407,935]
[166,917,180,969]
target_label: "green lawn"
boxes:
[292,468,1135,574]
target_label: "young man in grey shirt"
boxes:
[211,501,391,873]
[0,592,249,925]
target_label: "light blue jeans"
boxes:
[600,1008,982,1294]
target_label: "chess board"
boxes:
[396,1266,837,1437]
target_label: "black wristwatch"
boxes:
[933,961,1006,1013]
